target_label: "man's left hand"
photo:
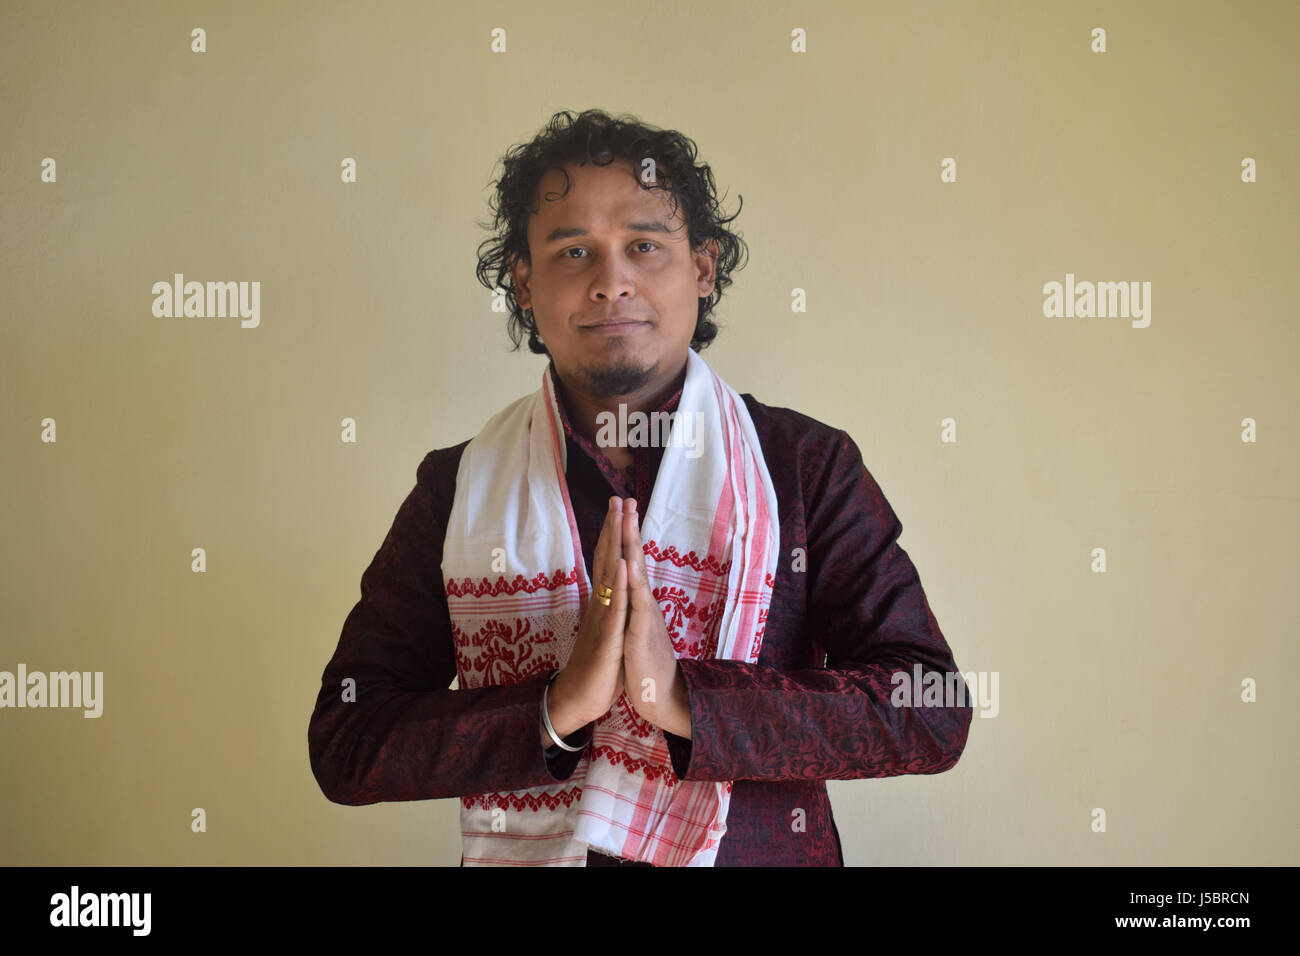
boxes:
[619,499,692,739]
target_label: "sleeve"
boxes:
[663,428,973,783]
[307,449,593,805]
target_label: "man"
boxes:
[308,109,972,866]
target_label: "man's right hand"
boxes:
[543,497,631,742]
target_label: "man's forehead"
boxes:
[531,161,681,230]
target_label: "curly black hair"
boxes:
[474,109,748,357]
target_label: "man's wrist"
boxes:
[544,669,591,738]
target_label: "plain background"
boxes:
[1,0,1295,865]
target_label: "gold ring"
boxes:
[597,583,613,606]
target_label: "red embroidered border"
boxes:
[590,744,679,785]
[461,787,583,812]
[643,540,730,575]
[445,567,579,598]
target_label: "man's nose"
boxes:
[591,256,635,300]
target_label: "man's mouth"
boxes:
[582,319,649,333]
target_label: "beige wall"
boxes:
[1,0,1295,865]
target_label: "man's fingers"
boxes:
[623,504,651,606]
[591,497,621,616]
[607,558,628,637]
[601,497,623,597]
[607,496,623,565]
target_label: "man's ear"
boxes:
[509,252,534,310]
[693,239,718,297]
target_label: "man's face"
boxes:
[511,160,716,400]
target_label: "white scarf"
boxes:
[442,348,779,866]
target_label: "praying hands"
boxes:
[542,496,692,750]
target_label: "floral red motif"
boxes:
[652,584,697,655]
[451,617,558,687]
[698,595,726,659]
[615,693,660,738]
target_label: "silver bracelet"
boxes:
[542,670,583,752]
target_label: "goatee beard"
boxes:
[579,358,658,399]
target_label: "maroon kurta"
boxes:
[308,368,973,865]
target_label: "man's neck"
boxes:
[552,355,688,461]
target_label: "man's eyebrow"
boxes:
[543,221,673,244]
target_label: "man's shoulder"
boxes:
[421,437,473,469]
[411,438,473,504]
[739,392,850,459]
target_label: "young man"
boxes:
[308,109,972,866]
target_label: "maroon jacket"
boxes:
[308,374,973,865]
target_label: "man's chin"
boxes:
[578,356,658,399]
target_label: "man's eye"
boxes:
[563,243,657,259]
